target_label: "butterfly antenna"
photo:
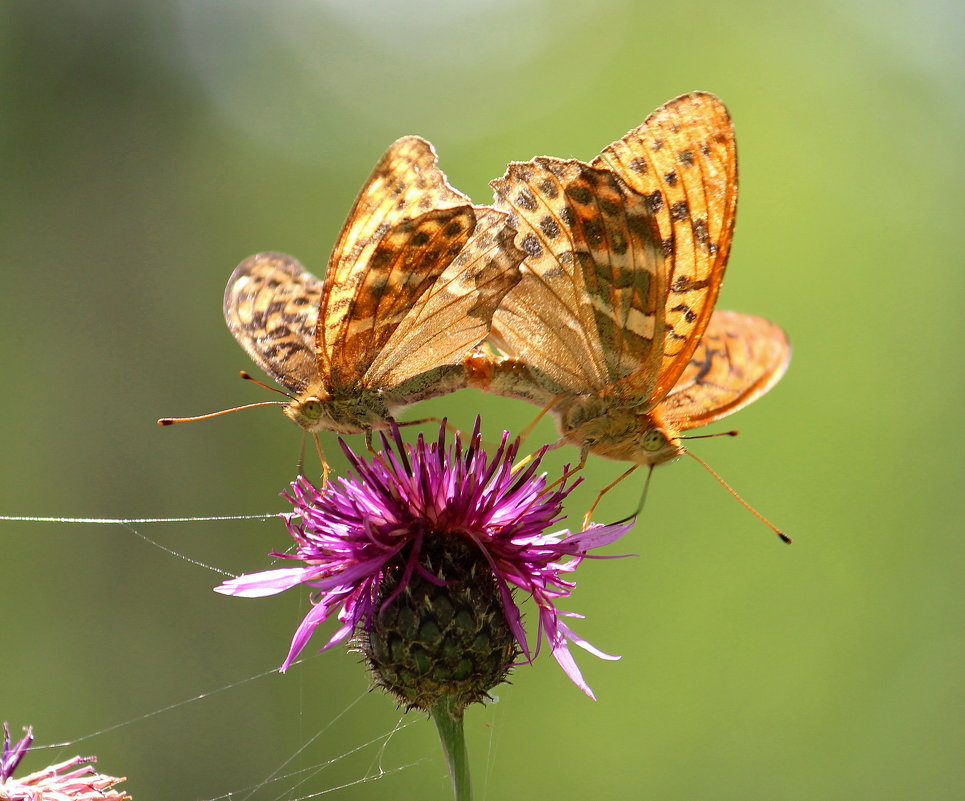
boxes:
[157,400,286,425]
[679,430,739,440]
[157,370,293,426]
[583,464,641,529]
[685,450,791,544]
[239,370,294,399]
[396,416,462,438]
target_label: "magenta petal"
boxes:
[311,549,400,591]
[214,567,309,597]
[320,621,354,650]
[557,619,620,661]
[545,624,596,700]
[559,521,634,552]
[279,603,332,671]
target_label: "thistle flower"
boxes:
[216,420,631,705]
[0,723,130,801]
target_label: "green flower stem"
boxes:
[430,697,471,801]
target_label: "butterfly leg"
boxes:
[538,441,590,493]
[583,465,639,529]
[506,395,568,476]
[296,432,307,477]
[513,437,567,477]
[313,433,330,486]
[363,428,380,458]
[516,396,562,447]
[396,416,461,437]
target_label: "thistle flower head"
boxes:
[0,723,130,801]
[217,420,631,706]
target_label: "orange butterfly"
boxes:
[162,137,523,471]
[468,93,791,536]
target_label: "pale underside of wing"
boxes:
[323,206,477,389]
[364,206,524,387]
[490,157,667,401]
[592,91,738,404]
[317,136,477,385]
[223,252,324,394]
[658,310,790,429]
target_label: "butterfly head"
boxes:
[284,393,331,431]
[634,419,684,467]
[284,388,392,435]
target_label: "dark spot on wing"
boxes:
[565,184,592,205]
[644,191,664,213]
[520,233,543,259]
[538,177,559,198]
[539,215,560,239]
[516,188,538,212]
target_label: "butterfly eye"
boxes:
[641,429,665,452]
[301,398,324,420]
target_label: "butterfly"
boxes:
[466,92,791,534]
[214,136,524,459]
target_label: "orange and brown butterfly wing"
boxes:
[658,310,790,429]
[223,252,324,395]
[326,207,478,388]
[489,158,668,399]
[592,92,738,405]
[366,206,524,387]
[317,136,479,388]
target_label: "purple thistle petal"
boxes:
[214,567,310,597]
[1,724,129,800]
[1,723,32,781]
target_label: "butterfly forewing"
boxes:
[317,136,475,382]
[490,158,667,399]
[659,310,790,429]
[365,207,524,386]
[223,252,324,394]
[592,92,738,403]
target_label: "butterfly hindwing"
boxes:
[223,252,324,395]
[659,310,790,429]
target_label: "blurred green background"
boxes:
[2,1,962,798]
